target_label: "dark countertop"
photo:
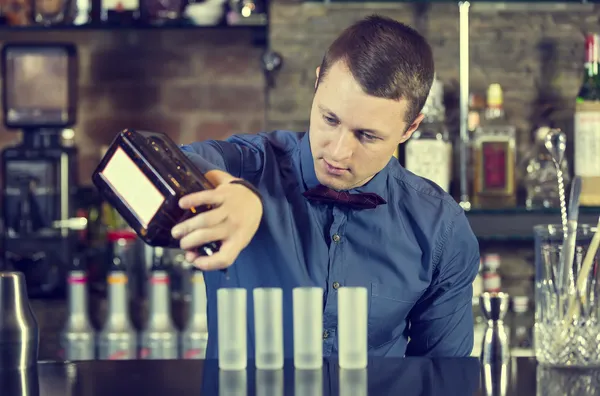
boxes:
[2,356,597,396]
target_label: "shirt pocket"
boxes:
[367,282,423,349]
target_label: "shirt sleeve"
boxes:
[180,135,265,179]
[405,211,480,357]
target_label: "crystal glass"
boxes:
[534,224,600,367]
[537,365,600,396]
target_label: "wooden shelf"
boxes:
[466,206,600,241]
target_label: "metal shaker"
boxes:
[480,292,510,396]
[0,271,39,370]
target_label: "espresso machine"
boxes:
[1,43,80,298]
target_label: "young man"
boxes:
[172,14,480,359]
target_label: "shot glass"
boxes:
[293,287,324,369]
[219,368,247,396]
[253,287,284,369]
[255,368,283,396]
[217,288,247,370]
[294,368,323,396]
[338,287,368,369]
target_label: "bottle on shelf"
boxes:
[482,253,502,293]
[510,296,533,350]
[60,254,96,361]
[472,84,517,209]
[180,266,208,359]
[521,125,570,209]
[101,0,140,25]
[404,75,453,193]
[97,232,137,360]
[575,33,600,206]
[139,247,179,359]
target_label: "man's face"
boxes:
[308,61,424,191]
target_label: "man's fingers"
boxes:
[185,250,199,263]
[172,207,228,239]
[179,189,225,209]
[179,225,229,251]
[192,240,238,271]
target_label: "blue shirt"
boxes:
[180,130,480,359]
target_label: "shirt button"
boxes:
[332,234,341,243]
[323,330,329,339]
[332,282,340,290]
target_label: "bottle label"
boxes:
[68,274,87,284]
[62,339,95,361]
[99,339,134,360]
[574,102,600,177]
[108,273,128,284]
[405,139,451,192]
[140,340,178,359]
[480,141,510,191]
[483,273,501,292]
[182,348,205,359]
[102,0,137,11]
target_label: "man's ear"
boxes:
[314,66,320,89]
[399,113,424,143]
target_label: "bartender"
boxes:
[172,15,480,359]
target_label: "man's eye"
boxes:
[323,116,338,125]
[360,132,377,141]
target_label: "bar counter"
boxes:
[2,356,596,395]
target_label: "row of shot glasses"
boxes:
[218,286,368,370]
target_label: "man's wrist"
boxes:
[229,179,263,203]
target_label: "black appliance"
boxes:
[1,43,80,298]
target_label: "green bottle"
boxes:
[575,33,600,206]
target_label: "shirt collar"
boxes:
[297,131,391,199]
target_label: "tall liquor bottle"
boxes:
[404,76,452,193]
[575,33,600,206]
[472,84,517,208]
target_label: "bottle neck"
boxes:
[68,270,88,317]
[148,271,171,318]
[585,33,600,77]
[107,272,129,321]
[188,271,208,328]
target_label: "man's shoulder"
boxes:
[224,130,305,154]
[387,161,463,218]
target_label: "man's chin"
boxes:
[316,173,353,191]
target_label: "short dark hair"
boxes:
[317,15,435,125]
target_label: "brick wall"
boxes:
[0,28,266,185]
[1,4,597,184]
[268,2,600,163]
[9,3,600,357]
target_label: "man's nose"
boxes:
[330,130,354,161]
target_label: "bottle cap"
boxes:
[512,296,529,312]
[487,83,503,107]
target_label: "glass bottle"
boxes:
[575,33,600,206]
[32,0,71,25]
[472,84,517,209]
[404,76,452,193]
[101,0,140,25]
[521,126,570,209]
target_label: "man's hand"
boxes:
[171,169,263,271]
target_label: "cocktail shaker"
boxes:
[0,271,39,370]
[480,291,510,396]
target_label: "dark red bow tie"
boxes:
[302,184,386,209]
